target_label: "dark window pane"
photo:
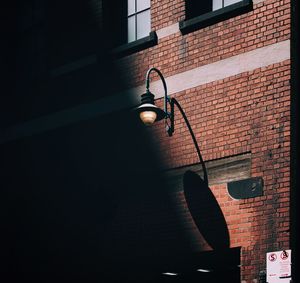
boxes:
[103,0,127,47]
[185,0,212,20]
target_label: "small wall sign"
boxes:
[266,250,291,283]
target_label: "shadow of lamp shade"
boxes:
[183,170,230,250]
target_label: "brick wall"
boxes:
[115,0,291,281]
[117,0,290,88]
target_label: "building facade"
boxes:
[1,0,296,282]
[109,0,292,282]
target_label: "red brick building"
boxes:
[108,0,292,282]
[1,0,296,282]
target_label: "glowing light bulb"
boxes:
[139,111,157,125]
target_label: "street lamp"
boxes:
[136,68,169,129]
[136,67,208,185]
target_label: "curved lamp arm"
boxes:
[145,67,170,118]
[143,67,208,185]
[170,98,208,186]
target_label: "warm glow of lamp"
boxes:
[139,110,157,125]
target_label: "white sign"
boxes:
[266,250,291,283]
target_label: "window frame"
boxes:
[103,0,158,58]
[127,0,151,43]
[179,0,253,35]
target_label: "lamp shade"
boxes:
[136,103,166,126]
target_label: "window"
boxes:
[103,0,156,57]
[185,0,244,20]
[180,0,253,35]
[127,0,151,43]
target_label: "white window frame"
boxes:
[127,0,151,43]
